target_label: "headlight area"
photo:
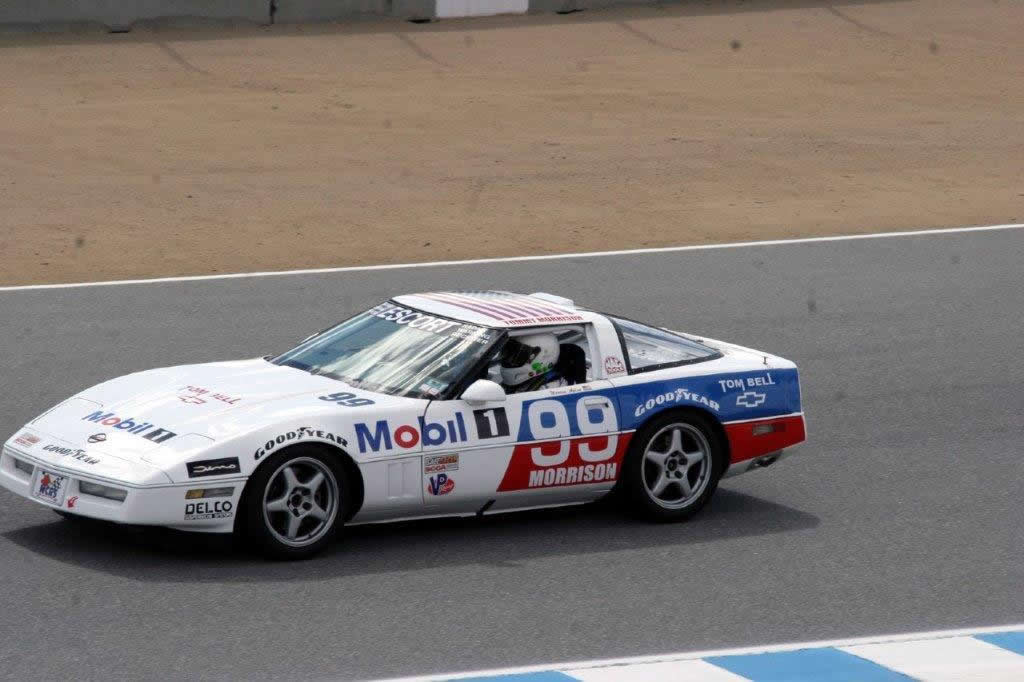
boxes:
[185,487,234,499]
[78,480,128,503]
[12,456,34,477]
[1,447,240,531]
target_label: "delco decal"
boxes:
[82,411,177,444]
[184,500,233,521]
[427,473,455,496]
[355,414,468,454]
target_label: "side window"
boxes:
[611,316,720,373]
[487,327,593,393]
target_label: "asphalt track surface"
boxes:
[1,229,1022,680]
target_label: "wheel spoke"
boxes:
[285,512,303,539]
[651,473,671,496]
[678,474,693,497]
[684,449,705,465]
[644,449,670,467]
[281,465,300,490]
[307,471,325,493]
[308,502,327,522]
[266,495,288,513]
[668,428,683,455]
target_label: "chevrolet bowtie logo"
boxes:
[736,391,766,408]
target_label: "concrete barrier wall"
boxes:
[273,0,435,23]
[0,0,269,28]
[528,0,665,11]
[0,0,678,29]
[436,0,528,18]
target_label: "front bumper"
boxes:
[1,445,242,533]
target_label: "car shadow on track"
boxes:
[2,488,818,582]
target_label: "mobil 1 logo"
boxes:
[473,408,510,439]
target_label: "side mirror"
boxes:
[461,379,506,405]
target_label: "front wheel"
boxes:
[241,447,347,560]
[622,411,726,521]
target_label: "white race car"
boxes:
[1,291,806,559]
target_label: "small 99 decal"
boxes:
[319,392,375,407]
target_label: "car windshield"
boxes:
[271,301,500,399]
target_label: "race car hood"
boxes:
[27,358,408,467]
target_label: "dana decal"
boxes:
[186,458,241,478]
[427,473,455,496]
[355,414,468,454]
[82,410,177,444]
[497,434,631,491]
[254,426,347,460]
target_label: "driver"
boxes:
[499,333,570,393]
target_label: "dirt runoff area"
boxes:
[0,0,1022,285]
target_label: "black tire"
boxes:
[621,410,726,522]
[240,446,349,560]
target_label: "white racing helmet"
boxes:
[499,333,560,387]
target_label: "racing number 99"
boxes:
[526,398,618,467]
[319,392,375,407]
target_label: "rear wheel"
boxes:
[241,447,347,560]
[622,411,725,521]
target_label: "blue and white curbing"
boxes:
[377,625,1024,681]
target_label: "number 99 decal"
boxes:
[319,392,376,407]
[523,396,620,467]
[500,393,629,492]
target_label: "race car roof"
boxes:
[393,291,597,328]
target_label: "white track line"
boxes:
[2,222,1021,293]
[374,623,1024,682]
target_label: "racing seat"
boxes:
[556,344,587,385]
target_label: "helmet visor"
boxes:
[500,339,538,368]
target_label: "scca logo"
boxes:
[355,414,468,453]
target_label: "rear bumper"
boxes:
[1,446,241,533]
[721,413,806,478]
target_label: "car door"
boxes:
[421,329,628,514]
